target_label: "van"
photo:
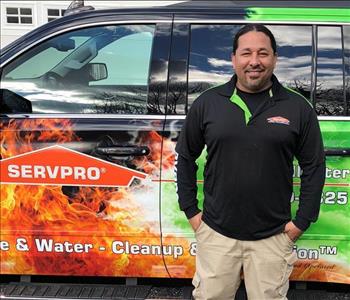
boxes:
[0,0,349,289]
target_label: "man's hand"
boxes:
[284,221,303,242]
[189,212,203,232]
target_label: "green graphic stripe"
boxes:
[284,86,313,108]
[230,93,252,125]
[246,8,350,23]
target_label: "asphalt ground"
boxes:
[1,276,349,299]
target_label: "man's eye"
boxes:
[241,53,250,56]
[259,52,268,57]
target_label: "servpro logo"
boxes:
[0,145,147,187]
[267,116,290,126]
[7,165,101,180]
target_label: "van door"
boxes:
[299,24,350,284]
[0,17,172,278]
[161,17,350,284]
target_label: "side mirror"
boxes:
[88,63,108,81]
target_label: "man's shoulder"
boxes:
[282,86,313,111]
[192,83,228,105]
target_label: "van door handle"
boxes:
[95,146,150,157]
[324,148,350,156]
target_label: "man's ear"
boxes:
[273,52,278,68]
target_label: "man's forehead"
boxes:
[238,30,270,40]
[236,32,274,51]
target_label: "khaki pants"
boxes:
[192,221,297,300]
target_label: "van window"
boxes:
[345,26,350,116]
[1,24,155,114]
[188,25,237,106]
[316,26,347,116]
[188,24,312,108]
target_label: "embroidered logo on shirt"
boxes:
[267,116,290,126]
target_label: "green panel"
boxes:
[165,120,350,237]
[161,150,206,233]
[294,120,350,238]
[161,120,349,282]
[162,181,190,232]
[320,120,350,148]
[246,8,350,23]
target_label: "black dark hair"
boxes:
[232,24,277,54]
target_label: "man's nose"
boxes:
[249,53,260,66]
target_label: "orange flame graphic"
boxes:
[0,119,168,277]
[291,260,350,283]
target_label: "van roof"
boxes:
[1,0,349,58]
[60,2,349,26]
[166,1,350,9]
[62,1,349,22]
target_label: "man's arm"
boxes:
[176,153,202,220]
[291,107,326,237]
[175,99,205,230]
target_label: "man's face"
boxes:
[232,31,277,93]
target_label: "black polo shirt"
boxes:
[175,75,325,240]
[237,87,270,115]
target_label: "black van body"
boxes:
[0,0,349,289]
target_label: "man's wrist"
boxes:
[184,205,201,219]
[292,217,310,232]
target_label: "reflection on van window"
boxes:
[343,25,349,116]
[5,37,89,79]
[270,25,312,100]
[316,26,345,116]
[188,25,238,105]
[188,24,312,107]
[1,24,155,114]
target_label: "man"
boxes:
[175,24,325,300]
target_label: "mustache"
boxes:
[246,68,264,72]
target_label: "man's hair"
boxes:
[232,24,277,54]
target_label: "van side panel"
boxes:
[162,7,350,283]
[161,119,350,283]
[290,120,350,283]
[0,118,168,278]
